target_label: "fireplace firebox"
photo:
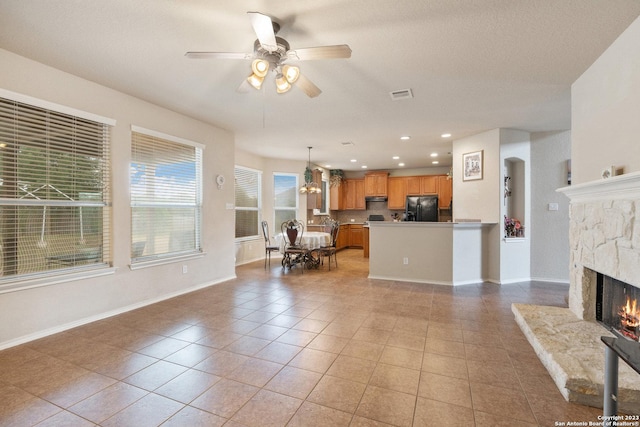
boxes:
[596,272,640,343]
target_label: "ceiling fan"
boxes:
[185,12,351,98]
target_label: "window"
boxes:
[319,178,329,215]
[0,94,112,283]
[131,127,202,262]
[274,173,298,228]
[235,166,261,239]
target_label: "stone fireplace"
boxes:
[565,172,640,322]
[512,171,640,412]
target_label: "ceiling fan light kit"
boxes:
[186,11,351,98]
[251,59,269,77]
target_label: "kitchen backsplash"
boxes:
[307,200,452,224]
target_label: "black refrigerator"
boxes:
[405,195,439,222]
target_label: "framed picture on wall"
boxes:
[463,150,483,181]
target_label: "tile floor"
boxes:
[0,249,604,426]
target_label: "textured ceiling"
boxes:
[1,0,639,171]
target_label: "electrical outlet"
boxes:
[182,265,188,274]
[403,257,409,265]
[548,203,559,211]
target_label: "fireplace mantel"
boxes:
[557,171,640,202]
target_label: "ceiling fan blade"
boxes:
[294,73,322,98]
[185,51,252,60]
[286,45,352,61]
[248,12,278,52]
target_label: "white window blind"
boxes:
[0,96,111,282]
[235,166,261,239]
[131,130,202,261]
[273,173,298,229]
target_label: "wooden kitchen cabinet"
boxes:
[330,182,344,210]
[407,175,437,195]
[344,179,365,210]
[336,224,349,249]
[363,226,370,257]
[364,172,388,197]
[349,224,364,248]
[387,177,407,209]
[437,175,452,209]
[420,176,438,194]
[406,176,421,195]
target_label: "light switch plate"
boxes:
[548,203,559,211]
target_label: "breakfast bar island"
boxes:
[367,221,496,286]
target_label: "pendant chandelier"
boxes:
[299,146,321,194]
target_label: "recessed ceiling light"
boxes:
[325,164,331,168]
[432,161,439,165]
[430,152,438,157]
[441,133,451,138]
[400,136,411,140]
[350,159,357,162]
[398,163,405,167]
[392,156,399,160]
[361,165,368,169]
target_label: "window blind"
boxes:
[235,166,261,239]
[0,96,111,281]
[273,173,298,229]
[131,131,202,261]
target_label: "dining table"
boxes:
[274,231,331,269]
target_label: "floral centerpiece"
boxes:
[504,215,523,237]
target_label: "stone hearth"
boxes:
[514,172,640,411]
[512,304,639,413]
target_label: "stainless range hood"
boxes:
[365,196,388,202]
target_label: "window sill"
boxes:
[129,251,206,270]
[0,265,117,295]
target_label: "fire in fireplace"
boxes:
[596,272,640,342]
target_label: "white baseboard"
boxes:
[0,275,236,351]
[530,276,570,284]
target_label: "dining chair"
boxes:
[318,220,340,270]
[280,219,309,273]
[261,220,280,268]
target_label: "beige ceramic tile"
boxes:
[264,366,322,399]
[287,401,353,427]
[356,385,416,427]
[231,389,302,427]
[190,378,259,418]
[307,375,367,413]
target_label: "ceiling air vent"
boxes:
[389,89,413,101]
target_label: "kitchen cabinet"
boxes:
[344,179,365,210]
[363,226,370,257]
[349,224,364,248]
[336,224,349,249]
[406,176,421,195]
[364,172,388,197]
[407,175,437,195]
[420,176,438,194]
[437,175,452,209]
[330,182,344,210]
[387,177,408,210]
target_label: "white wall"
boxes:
[530,131,571,283]
[572,15,640,184]
[0,49,236,348]
[452,129,501,223]
[499,129,531,284]
[234,149,307,265]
